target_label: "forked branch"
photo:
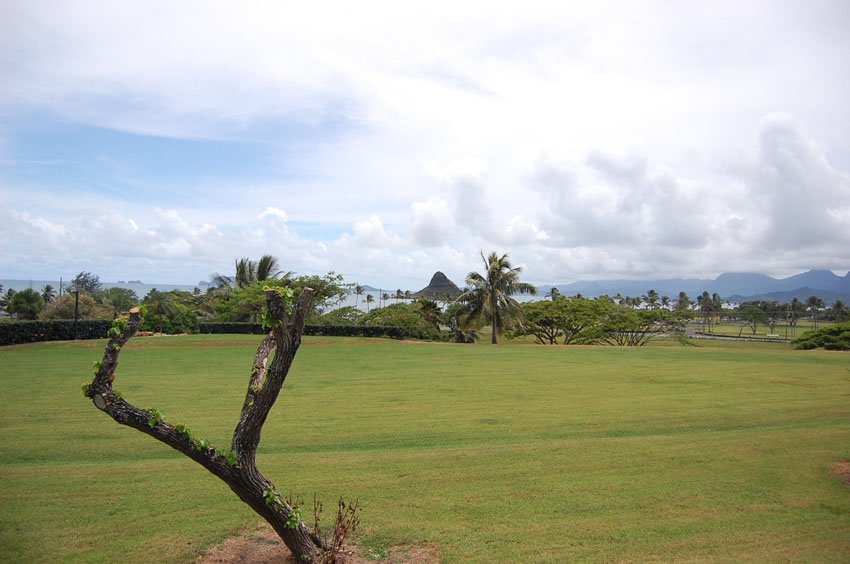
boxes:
[84,287,325,561]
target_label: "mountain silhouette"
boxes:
[413,272,462,299]
[540,269,850,303]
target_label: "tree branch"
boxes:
[84,288,324,562]
[232,288,314,466]
[85,307,238,479]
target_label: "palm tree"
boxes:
[806,295,825,330]
[643,289,660,310]
[787,297,803,327]
[440,293,453,308]
[142,289,177,333]
[354,284,365,309]
[0,288,16,313]
[234,258,254,288]
[41,284,56,303]
[697,291,713,332]
[382,293,390,308]
[365,293,375,312]
[549,287,561,301]
[711,293,723,324]
[457,251,537,344]
[675,291,691,312]
[395,289,403,304]
[211,254,289,289]
[831,300,847,323]
[415,298,439,324]
[234,255,288,288]
[257,255,285,281]
[443,302,480,343]
[143,289,176,316]
[209,272,234,288]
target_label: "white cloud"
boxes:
[334,215,403,252]
[2,2,850,286]
[154,207,220,240]
[746,113,850,249]
[258,206,288,222]
[410,198,453,247]
[10,211,70,246]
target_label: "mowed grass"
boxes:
[699,320,826,339]
[1,335,849,563]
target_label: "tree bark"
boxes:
[84,289,325,562]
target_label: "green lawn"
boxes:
[1,335,849,562]
[696,319,828,339]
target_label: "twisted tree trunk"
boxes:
[84,288,325,561]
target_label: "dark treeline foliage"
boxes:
[3,257,846,346]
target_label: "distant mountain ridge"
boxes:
[540,269,850,303]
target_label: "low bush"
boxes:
[360,302,440,340]
[792,322,850,351]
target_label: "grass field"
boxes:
[696,320,827,340]
[1,334,849,562]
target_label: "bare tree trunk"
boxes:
[84,288,326,562]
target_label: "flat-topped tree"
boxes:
[83,286,329,562]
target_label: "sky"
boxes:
[2,0,849,289]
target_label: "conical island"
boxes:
[413,271,462,299]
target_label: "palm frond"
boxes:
[255,254,282,281]
[209,273,233,288]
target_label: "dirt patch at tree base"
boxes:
[830,461,850,486]
[197,523,439,564]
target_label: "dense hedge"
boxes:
[198,322,266,335]
[0,320,113,346]
[305,324,405,339]
[199,322,406,339]
[0,320,407,346]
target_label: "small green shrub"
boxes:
[793,322,850,351]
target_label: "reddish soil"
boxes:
[197,523,439,564]
[830,461,850,486]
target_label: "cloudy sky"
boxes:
[2,0,849,289]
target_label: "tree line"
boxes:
[2,254,846,345]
